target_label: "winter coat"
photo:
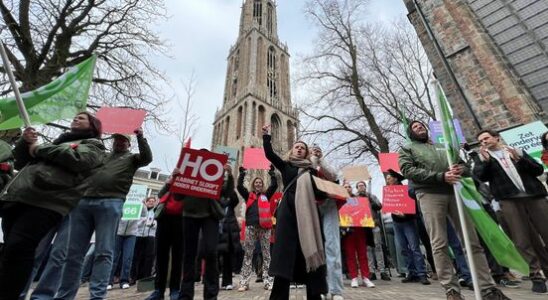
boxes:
[0,140,13,192]
[218,190,242,254]
[237,171,278,226]
[137,207,157,237]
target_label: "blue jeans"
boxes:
[55,198,124,300]
[447,221,472,282]
[29,216,71,300]
[393,219,427,277]
[319,199,343,295]
[110,235,137,285]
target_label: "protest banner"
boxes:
[378,153,400,173]
[312,176,350,200]
[342,165,371,181]
[96,107,147,134]
[429,119,466,144]
[382,185,416,214]
[339,197,374,227]
[242,147,270,170]
[122,184,148,220]
[500,121,548,169]
[213,145,239,169]
[170,148,228,200]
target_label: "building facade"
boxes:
[403,0,547,139]
[211,0,298,164]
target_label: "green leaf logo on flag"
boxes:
[0,55,96,129]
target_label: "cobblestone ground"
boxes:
[74,275,546,300]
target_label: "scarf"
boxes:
[53,130,98,145]
[289,157,326,272]
[487,148,526,192]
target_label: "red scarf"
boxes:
[246,192,273,229]
[159,192,183,215]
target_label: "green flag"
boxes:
[435,80,529,275]
[0,55,96,130]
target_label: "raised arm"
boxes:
[133,128,153,167]
[263,135,285,172]
[236,168,250,200]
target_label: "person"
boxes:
[0,112,105,299]
[262,124,327,300]
[311,145,345,299]
[55,128,152,300]
[0,138,13,192]
[542,131,548,168]
[218,176,242,291]
[236,165,278,291]
[473,129,548,294]
[131,197,158,283]
[398,120,509,300]
[145,170,183,300]
[178,162,234,300]
[385,170,430,285]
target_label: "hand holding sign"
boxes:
[96,107,146,134]
[382,185,416,214]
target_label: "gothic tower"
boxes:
[212,0,298,165]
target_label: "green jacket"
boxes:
[399,140,462,194]
[1,137,105,216]
[0,139,14,191]
[83,136,152,199]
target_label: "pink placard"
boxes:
[379,152,400,173]
[96,107,147,134]
[242,148,270,170]
[382,185,416,214]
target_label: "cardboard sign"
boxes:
[312,176,350,200]
[170,148,228,199]
[122,184,147,220]
[342,165,371,181]
[382,185,416,214]
[213,145,239,169]
[96,107,147,134]
[339,197,374,227]
[242,148,270,170]
[429,119,466,144]
[500,121,548,169]
[379,153,400,173]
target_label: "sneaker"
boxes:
[297,285,305,289]
[106,284,113,290]
[481,287,511,300]
[420,277,431,285]
[290,284,297,289]
[350,278,359,288]
[505,272,521,282]
[531,279,547,294]
[380,272,391,281]
[402,275,419,283]
[145,289,165,300]
[332,295,344,300]
[237,285,248,292]
[224,285,233,290]
[121,283,130,289]
[362,277,376,288]
[370,273,377,280]
[498,279,520,289]
[446,289,464,300]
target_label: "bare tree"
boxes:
[298,0,434,164]
[0,0,169,128]
[177,71,199,144]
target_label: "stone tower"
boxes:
[403,0,547,139]
[212,0,298,165]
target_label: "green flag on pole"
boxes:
[0,55,96,130]
[435,81,529,275]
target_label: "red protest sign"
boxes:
[379,152,400,173]
[243,148,270,170]
[382,185,416,214]
[96,107,147,134]
[170,148,228,200]
[339,197,374,228]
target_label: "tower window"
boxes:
[253,0,262,26]
[267,3,273,36]
[267,46,278,100]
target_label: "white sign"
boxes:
[122,184,148,220]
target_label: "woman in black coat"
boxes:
[218,185,242,290]
[262,125,327,300]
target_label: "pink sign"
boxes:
[382,185,416,214]
[96,107,147,134]
[379,152,400,173]
[242,148,270,170]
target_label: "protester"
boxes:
[473,129,548,294]
[55,128,152,299]
[178,162,234,300]
[341,212,375,288]
[262,125,327,300]
[131,197,158,283]
[399,120,509,300]
[542,131,548,168]
[0,138,13,192]
[236,165,278,291]
[385,170,430,285]
[145,170,183,300]
[0,112,105,299]
[218,177,242,291]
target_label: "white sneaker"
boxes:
[351,278,359,288]
[225,285,233,290]
[290,284,297,289]
[333,295,344,300]
[106,284,113,290]
[297,284,305,289]
[362,277,375,288]
[121,283,130,289]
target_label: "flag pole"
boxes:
[434,80,482,300]
[0,41,31,127]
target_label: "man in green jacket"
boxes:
[398,120,509,300]
[55,128,153,300]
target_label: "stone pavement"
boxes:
[76,276,547,300]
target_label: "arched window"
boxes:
[243,101,248,137]
[253,0,262,26]
[267,46,277,101]
[232,78,237,98]
[234,49,240,71]
[252,102,257,136]
[224,116,230,145]
[267,3,273,36]
[236,106,243,140]
[257,105,266,136]
[270,114,282,153]
[287,120,295,150]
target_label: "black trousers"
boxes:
[269,276,322,300]
[0,203,62,300]
[179,217,219,300]
[155,215,183,292]
[220,240,234,287]
[131,236,156,281]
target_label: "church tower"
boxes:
[212,0,298,165]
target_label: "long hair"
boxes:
[542,131,548,150]
[76,111,102,138]
[283,140,310,160]
[249,177,264,193]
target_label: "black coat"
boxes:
[218,189,242,254]
[263,135,327,291]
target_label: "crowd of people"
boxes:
[0,113,547,300]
